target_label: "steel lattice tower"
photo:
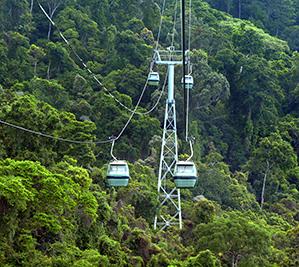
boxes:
[154,48,183,230]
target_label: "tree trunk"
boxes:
[46,2,61,40]
[47,22,52,40]
[238,0,242,18]
[260,160,270,209]
[34,62,37,77]
[47,61,51,79]
[231,254,239,267]
[30,0,34,13]
[226,0,231,13]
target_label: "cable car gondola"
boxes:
[148,71,160,86]
[181,75,194,90]
[106,160,130,187]
[173,161,197,188]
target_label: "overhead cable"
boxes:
[0,73,149,144]
[188,0,192,74]
[181,0,187,140]
[0,1,169,145]
[155,0,167,51]
[185,0,192,140]
[0,119,111,144]
[38,0,166,116]
[171,0,179,47]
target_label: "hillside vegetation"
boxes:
[0,0,298,266]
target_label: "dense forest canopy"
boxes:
[0,0,298,266]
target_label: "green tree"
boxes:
[142,0,161,33]
[0,159,98,266]
[0,0,32,34]
[0,93,96,166]
[28,77,70,108]
[2,32,32,86]
[185,250,221,267]
[246,132,297,209]
[28,44,46,77]
[193,151,258,210]
[195,211,272,267]
[38,0,75,40]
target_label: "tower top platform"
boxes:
[154,46,189,65]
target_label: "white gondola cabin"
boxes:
[173,161,197,188]
[106,160,130,187]
[148,71,160,86]
[181,75,194,90]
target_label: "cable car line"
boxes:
[0,2,169,151]
[155,0,167,51]
[104,79,147,187]
[36,0,199,197]
[151,0,167,70]
[186,0,192,139]
[107,137,130,187]
[141,69,168,115]
[171,0,179,47]
[37,0,167,116]
[0,119,111,144]
[180,0,193,142]
[0,69,151,146]
[172,0,197,192]
[181,0,187,141]
[188,0,192,75]
[154,0,198,229]
[185,0,192,141]
[0,73,148,145]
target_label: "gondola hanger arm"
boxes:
[187,136,195,161]
[110,137,117,161]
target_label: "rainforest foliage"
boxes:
[0,0,298,266]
